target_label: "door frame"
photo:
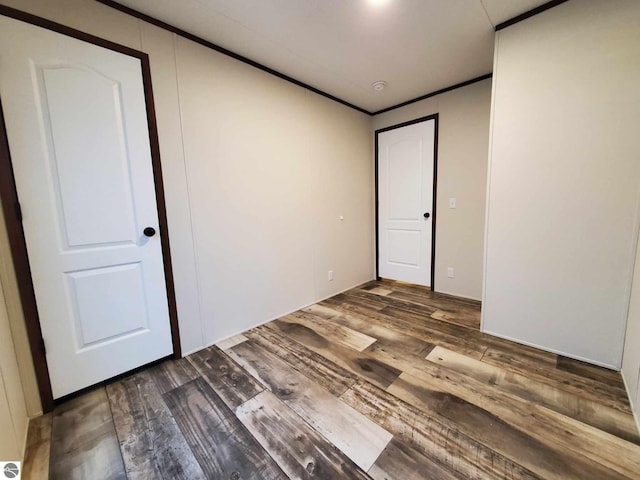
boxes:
[374,114,439,290]
[0,5,182,412]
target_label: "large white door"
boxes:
[0,17,173,398]
[378,119,435,287]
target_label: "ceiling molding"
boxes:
[95,0,373,115]
[0,4,147,60]
[371,73,493,116]
[97,1,499,117]
[495,0,569,31]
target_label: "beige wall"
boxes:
[0,204,40,418]
[0,0,374,418]
[623,233,640,433]
[174,36,374,344]
[372,79,491,300]
[483,0,640,368]
[0,262,29,460]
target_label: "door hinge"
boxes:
[15,201,22,222]
[40,337,46,356]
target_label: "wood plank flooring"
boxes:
[22,280,640,479]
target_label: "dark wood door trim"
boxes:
[0,98,53,411]
[374,114,439,291]
[0,6,182,412]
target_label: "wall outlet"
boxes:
[447,267,455,278]
[328,270,334,281]
[449,197,457,208]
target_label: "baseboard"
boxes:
[20,415,30,463]
[432,289,482,306]
[182,277,375,357]
[621,372,640,436]
[378,278,482,305]
[481,328,620,370]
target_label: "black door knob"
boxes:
[423,212,430,219]
[143,227,156,237]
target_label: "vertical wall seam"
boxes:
[617,152,640,370]
[480,30,500,331]
[478,0,496,29]
[170,33,206,348]
[0,254,30,415]
[136,17,143,51]
[0,281,22,459]
[307,91,319,302]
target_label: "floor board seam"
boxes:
[37,279,640,480]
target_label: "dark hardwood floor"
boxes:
[23,280,640,479]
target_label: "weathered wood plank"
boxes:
[106,370,205,480]
[347,288,441,318]
[330,292,388,312]
[379,305,490,352]
[377,279,482,308]
[244,325,358,396]
[556,355,627,390]
[367,287,393,296]
[164,378,286,480]
[368,439,460,480]
[271,317,401,389]
[370,294,557,367]
[41,281,640,480]
[359,281,380,290]
[148,357,199,395]
[388,372,639,479]
[427,346,640,444]
[321,297,487,359]
[216,334,249,351]
[288,309,377,352]
[340,380,541,480]
[304,303,435,358]
[483,347,632,413]
[22,413,52,480]
[236,390,371,479]
[334,322,640,480]
[187,345,264,409]
[430,308,480,330]
[49,388,126,480]
[227,340,393,471]
[381,281,482,308]
[380,303,589,380]
[360,288,480,330]
[374,331,640,477]
[383,286,482,317]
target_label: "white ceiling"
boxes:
[114,0,550,113]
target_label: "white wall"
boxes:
[0,0,374,414]
[483,0,640,368]
[373,79,491,300]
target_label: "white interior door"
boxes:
[0,17,173,398]
[378,119,435,287]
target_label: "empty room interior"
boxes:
[1,0,640,478]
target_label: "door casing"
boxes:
[0,5,181,413]
[374,114,439,290]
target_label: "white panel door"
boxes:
[0,17,173,398]
[378,120,435,286]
